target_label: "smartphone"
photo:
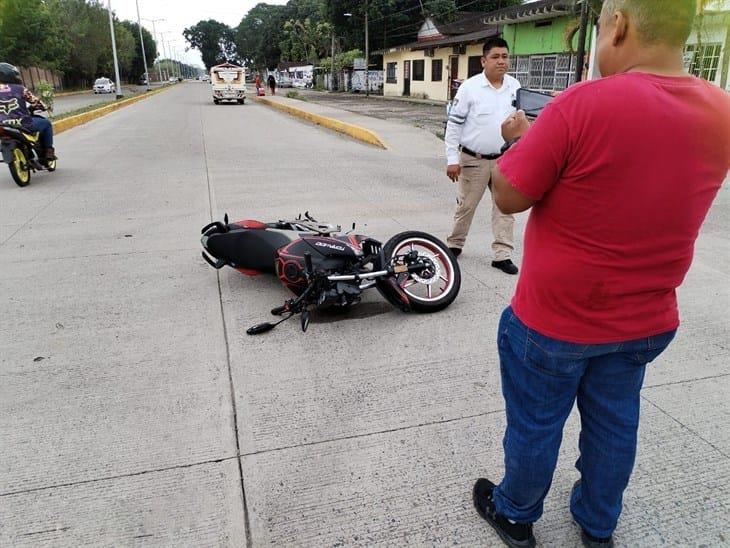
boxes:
[514,88,554,118]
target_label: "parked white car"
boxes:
[93,77,115,94]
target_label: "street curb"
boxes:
[255,96,388,150]
[52,85,173,135]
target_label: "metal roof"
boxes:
[481,0,574,24]
[376,26,501,55]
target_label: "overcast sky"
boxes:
[109,0,288,67]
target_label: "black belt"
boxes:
[460,146,501,160]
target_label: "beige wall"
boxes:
[382,43,485,101]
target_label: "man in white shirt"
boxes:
[445,38,521,275]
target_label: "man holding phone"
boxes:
[444,38,520,274]
[471,1,730,547]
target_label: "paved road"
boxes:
[1,83,728,547]
[52,84,167,116]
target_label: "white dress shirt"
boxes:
[445,72,521,165]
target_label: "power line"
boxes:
[380,0,493,35]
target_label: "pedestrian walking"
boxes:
[444,37,520,275]
[254,73,261,92]
[267,74,276,96]
[473,1,730,547]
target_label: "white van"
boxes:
[210,62,246,104]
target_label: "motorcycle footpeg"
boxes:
[271,304,288,316]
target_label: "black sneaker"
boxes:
[571,481,614,548]
[473,478,536,548]
[492,259,519,275]
[448,247,462,258]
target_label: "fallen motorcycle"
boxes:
[201,213,461,334]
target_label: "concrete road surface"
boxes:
[53,84,165,116]
[1,83,728,547]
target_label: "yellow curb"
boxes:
[52,85,172,135]
[255,96,388,150]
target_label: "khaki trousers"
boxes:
[446,152,515,261]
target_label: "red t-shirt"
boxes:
[498,72,730,343]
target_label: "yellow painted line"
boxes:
[52,85,173,135]
[255,97,388,150]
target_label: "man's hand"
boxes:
[501,110,531,142]
[446,164,461,182]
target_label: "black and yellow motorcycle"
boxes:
[0,118,56,187]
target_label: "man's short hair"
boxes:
[483,38,509,55]
[601,0,695,47]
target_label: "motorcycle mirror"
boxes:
[224,213,229,225]
[246,322,276,335]
[301,309,310,332]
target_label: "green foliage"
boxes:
[321,48,364,71]
[280,18,333,64]
[0,0,162,88]
[36,80,55,112]
[0,0,68,69]
[183,19,238,70]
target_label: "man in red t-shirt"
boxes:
[471,1,730,547]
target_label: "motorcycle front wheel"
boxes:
[9,147,31,187]
[382,231,461,312]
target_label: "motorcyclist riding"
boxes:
[0,62,56,163]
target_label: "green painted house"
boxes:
[482,0,589,91]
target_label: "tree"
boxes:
[280,18,333,63]
[236,3,289,70]
[120,20,158,80]
[183,20,238,69]
[0,0,67,69]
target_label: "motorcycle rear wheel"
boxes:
[9,148,31,187]
[382,231,461,312]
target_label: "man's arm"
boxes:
[492,105,571,213]
[492,164,536,214]
[493,110,535,213]
[444,88,469,181]
[23,88,46,111]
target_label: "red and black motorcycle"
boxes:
[201,213,461,334]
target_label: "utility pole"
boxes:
[159,31,171,80]
[574,0,590,83]
[135,0,150,90]
[365,0,369,97]
[107,0,123,98]
[143,17,164,83]
[331,32,336,91]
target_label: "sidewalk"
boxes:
[254,94,445,161]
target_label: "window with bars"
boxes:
[431,59,443,81]
[684,43,722,81]
[413,60,425,81]
[508,53,576,91]
[386,62,397,84]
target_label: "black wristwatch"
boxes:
[500,138,520,154]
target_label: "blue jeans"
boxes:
[492,306,675,538]
[27,115,53,149]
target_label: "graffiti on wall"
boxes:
[349,70,384,92]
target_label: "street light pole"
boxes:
[159,32,171,81]
[135,0,150,91]
[143,17,164,83]
[107,0,123,98]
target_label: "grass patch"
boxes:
[285,90,305,100]
[50,92,144,121]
